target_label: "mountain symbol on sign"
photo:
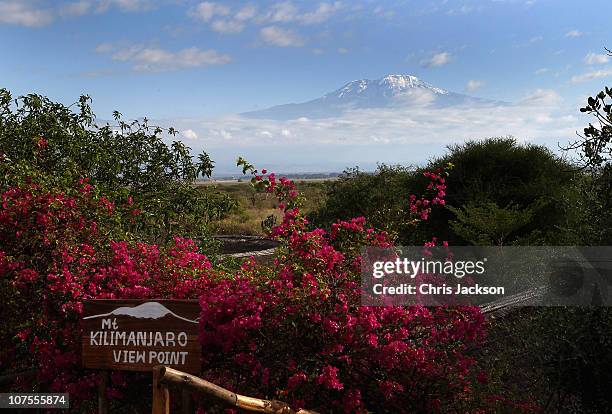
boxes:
[83,301,198,324]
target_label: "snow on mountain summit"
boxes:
[332,74,448,99]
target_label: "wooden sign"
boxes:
[82,299,200,374]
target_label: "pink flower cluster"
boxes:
[0,181,213,407]
[1,167,537,413]
[196,168,500,413]
[409,166,450,221]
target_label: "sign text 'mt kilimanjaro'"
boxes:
[81,300,200,374]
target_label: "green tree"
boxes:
[421,137,577,245]
[0,89,234,245]
[310,164,419,235]
[564,66,612,244]
[312,137,577,246]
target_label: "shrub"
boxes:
[0,89,235,245]
[564,83,612,245]
[0,179,214,410]
[313,137,577,246]
[424,137,577,245]
[198,163,495,413]
[310,164,420,233]
[1,161,535,412]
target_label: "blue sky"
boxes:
[2,0,612,173]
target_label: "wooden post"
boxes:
[156,366,319,414]
[152,367,170,414]
[181,389,193,414]
[98,371,109,414]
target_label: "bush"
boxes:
[564,84,612,245]
[313,137,578,246]
[310,164,419,233]
[0,179,215,409]
[424,137,577,245]
[0,89,235,245]
[197,164,533,413]
[0,165,527,412]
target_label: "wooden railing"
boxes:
[152,366,318,414]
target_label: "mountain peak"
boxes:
[329,74,448,99]
[379,74,422,87]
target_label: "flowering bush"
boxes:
[0,180,214,407]
[1,164,536,412]
[197,162,491,413]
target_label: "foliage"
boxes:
[564,75,612,244]
[447,201,542,246]
[518,72,612,414]
[209,180,326,236]
[534,308,612,412]
[0,180,214,411]
[574,85,612,170]
[485,307,612,413]
[196,161,534,413]
[310,164,419,234]
[313,137,577,246]
[0,89,234,244]
[418,137,577,245]
[0,162,533,412]
[2,88,573,412]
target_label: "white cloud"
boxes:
[565,29,583,38]
[0,1,54,27]
[299,2,342,24]
[95,42,114,53]
[61,1,91,16]
[420,51,451,67]
[571,68,612,84]
[584,52,610,65]
[65,0,162,17]
[211,19,244,33]
[188,2,340,36]
[200,4,258,34]
[392,89,438,106]
[535,68,549,75]
[258,130,273,138]
[207,129,234,140]
[189,1,229,22]
[446,4,482,15]
[101,44,231,72]
[260,26,305,47]
[257,1,341,25]
[258,1,298,23]
[95,0,154,13]
[466,80,485,92]
[182,129,199,140]
[172,90,579,157]
[520,89,562,106]
[529,35,543,43]
[188,3,257,34]
[337,47,349,54]
[235,4,257,21]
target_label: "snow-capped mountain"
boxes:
[243,74,498,120]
